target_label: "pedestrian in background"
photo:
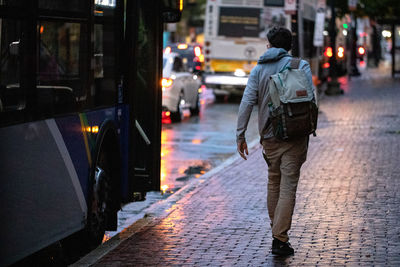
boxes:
[236,26,313,256]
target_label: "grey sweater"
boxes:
[236,47,313,143]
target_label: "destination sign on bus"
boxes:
[218,7,260,38]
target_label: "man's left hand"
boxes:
[237,140,249,160]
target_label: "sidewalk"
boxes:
[74,73,400,266]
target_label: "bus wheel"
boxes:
[61,150,113,261]
[87,149,113,248]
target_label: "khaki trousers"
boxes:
[262,136,308,243]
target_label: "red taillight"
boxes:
[164,46,171,54]
[358,46,365,55]
[195,65,201,70]
[193,55,204,63]
[324,47,333,58]
[322,62,330,69]
[162,111,172,124]
[161,78,173,88]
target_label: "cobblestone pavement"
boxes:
[92,75,400,266]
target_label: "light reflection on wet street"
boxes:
[160,93,258,192]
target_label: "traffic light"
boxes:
[358,46,365,56]
[357,46,366,59]
[337,46,345,59]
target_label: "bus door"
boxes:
[125,0,164,197]
[125,0,182,197]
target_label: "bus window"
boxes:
[172,57,184,72]
[94,25,104,79]
[93,2,118,107]
[218,7,261,38]
[38,22,80,81]
[0,0,25,7]
[37,21,84,115]
[0,19,24,125]
[264,0,284,6]
[38,0,87,13]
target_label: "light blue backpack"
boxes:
[267,58,318,140]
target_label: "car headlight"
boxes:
[161,78,173,91]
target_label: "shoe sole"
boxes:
[271,248,294,256]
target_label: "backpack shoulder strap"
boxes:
[290,58,301,69]
[268,76,280,108]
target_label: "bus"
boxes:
[203,0,290,99]
[0,0,182,265]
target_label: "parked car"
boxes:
[162,52,201,122]
[164,43,204,74]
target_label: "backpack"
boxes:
[267,58,318,141]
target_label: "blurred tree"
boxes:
[176,0,206,42]
[359,0,400,19]
[331,0,400,19]
[182,0,206,27]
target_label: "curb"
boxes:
[70,138,261,266]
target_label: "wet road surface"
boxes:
[161,92,259,192]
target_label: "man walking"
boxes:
[236,27,313,256]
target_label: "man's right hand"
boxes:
[237,140,249,160]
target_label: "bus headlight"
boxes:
[234,69,246,77]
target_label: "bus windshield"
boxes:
[218,7,261,38]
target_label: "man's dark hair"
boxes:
[267,27,292,51]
